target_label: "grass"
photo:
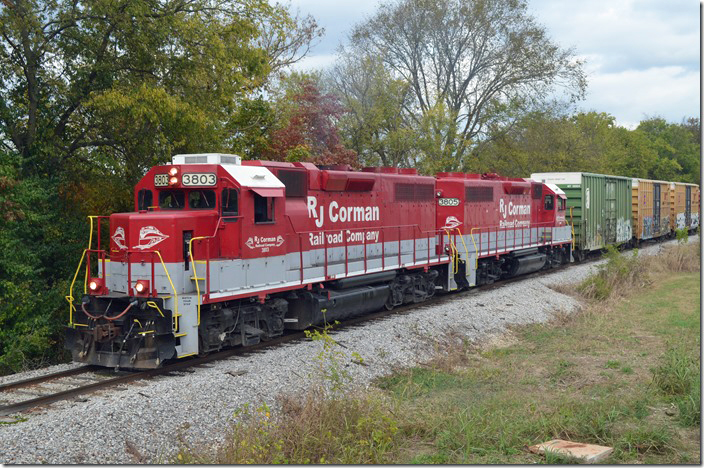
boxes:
[175,242,700,464]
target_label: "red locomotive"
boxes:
[65,154,572,369]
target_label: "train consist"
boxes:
[65,155,699,369]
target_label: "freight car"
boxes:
[631,178,673,242]
[530,172,632,260]
[670,182,700,232]
[65,154,573,369]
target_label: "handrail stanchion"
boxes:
[126,251,131,296]
[397,225,401,268]
[299,233,304,283]
[205,239,210,301]
[344,232,348,276]
[324,232,328,279]
[363,232,367,273]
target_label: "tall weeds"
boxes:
[577,241,700,301]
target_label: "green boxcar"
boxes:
[531,172,632,254]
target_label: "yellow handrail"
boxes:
[454,228,471,269]
[84,216,96,294]
[443,229,459,274]
[188,236,209,327]
[146,301,165,318]
[569,207,575,250]
[66,248,88,326]
[469,228,479,268]
[154,251,179,332]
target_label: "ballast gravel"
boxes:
[0,240,682,463]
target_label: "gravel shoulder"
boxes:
[0,240,682,464]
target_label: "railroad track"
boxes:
[0,244,641,418]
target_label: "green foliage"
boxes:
[304,320,358,394]
[477,110,699,183]
[675,228,689,244]
[651,344,700,428]
[577,246,644,300]
[651,345,697,397]
[0,153,73,374]
[176,390,399,464]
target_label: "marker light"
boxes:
[169,176,179,186]
[168,167,179,176]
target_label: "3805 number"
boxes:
[182,173,216,186]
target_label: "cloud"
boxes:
[580,66,699,128]
[282,0,699,126]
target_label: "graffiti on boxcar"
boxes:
[616,217,632,242]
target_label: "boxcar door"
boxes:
[685,186,692,227]
[653,183,661,233]
[605,180,617,243]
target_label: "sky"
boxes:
[286,0,700,129]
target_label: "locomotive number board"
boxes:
[154,174,169,186]
[182,173,217,186]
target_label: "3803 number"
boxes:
[182,173,216,186]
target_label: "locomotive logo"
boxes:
[307,196,380,228]
[499,199,530,219]
[111,227,127,250]
[133,226,169,250]
[245,235,284,250]
[443,216,462,229]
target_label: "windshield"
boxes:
[189,190,216,210]
[159,190,185,209]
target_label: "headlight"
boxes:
[169,176,179,186]
[88,278,105,294]
[134,280,150,295]
[168,167,179,176]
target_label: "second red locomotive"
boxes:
[66,154,572,369]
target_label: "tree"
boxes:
[334,0,586,171]
[328,55,419,167]
[266,74,357,166]
[0,0,321,177]
[636,117,700,184]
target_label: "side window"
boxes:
[188,190,215,210]
[221,188,239,221]
[558,198,566,211]
[254,193,274,223]
[138,189,153,211]
[544,195,554,211]
[159,190,185,209]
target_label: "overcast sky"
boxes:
[287,0,700,129]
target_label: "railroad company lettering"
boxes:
[306,196,379,228]
[499,199,531,219]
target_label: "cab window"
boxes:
[159,190,185,209]
[544,195,554,210]
[558,198,566,211]
[221,188,239,221]
[138,189,153,211]
[188,190,216,210]
[254,194,274,223]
